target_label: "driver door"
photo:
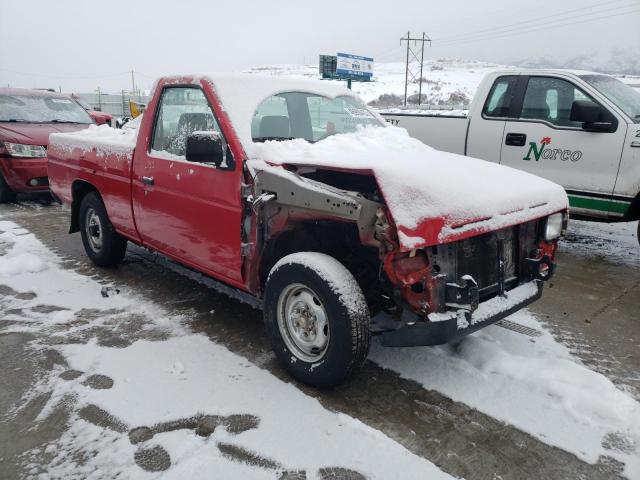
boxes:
[132,85,243,283]
[500,75,625,217]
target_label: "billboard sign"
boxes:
[336,53,374,79]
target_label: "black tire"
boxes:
[0,172,16,203]
[79,191,127,267]
[264,252,370,388]
[637,221,639,246]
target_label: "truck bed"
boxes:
[380,113,468,155]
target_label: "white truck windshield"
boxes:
[580,74,640,124]
[0,94,93,124]
[252,92,383,143]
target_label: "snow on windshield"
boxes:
[0,94,93,124]
[253,126,568,248]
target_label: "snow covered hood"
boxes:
[253,126,569,250]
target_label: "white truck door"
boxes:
[500,75,625,219]
[466,75,519,162]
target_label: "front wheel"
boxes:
[79,192,127,267]
[264,252,370,388]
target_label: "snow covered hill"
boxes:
[242,58,640,110]
[243,59,504,108]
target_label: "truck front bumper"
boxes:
[378,280,543,347]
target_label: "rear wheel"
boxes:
[79,192,127,267]
[264,252,370,388]
[0,172,16,203]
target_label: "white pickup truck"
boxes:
[382,70,640,240]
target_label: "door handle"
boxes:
[505,133,527,147]
[142,176,154,186]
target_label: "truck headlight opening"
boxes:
[544,213,564,241]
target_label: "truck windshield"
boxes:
[0,94,93,124]
[252,92,383,143]
[579,74,640,123]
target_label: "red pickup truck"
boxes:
[72,95,113,126]
[48,74,568,387]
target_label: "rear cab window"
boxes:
[483,76,519,118]
[252,92,382,143]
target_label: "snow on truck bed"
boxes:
[253,126,568,248]
[49,124,138,159]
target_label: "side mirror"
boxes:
[570,100,600,123]
[186,131,225,166]
[570,100,614,132]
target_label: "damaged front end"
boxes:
[246,160,566,348]
[375,217,567,347]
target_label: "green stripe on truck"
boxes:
[568,195,630,215]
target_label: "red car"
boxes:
[0,88,94,202]
[72,95,113,126]
[48,74,568,387]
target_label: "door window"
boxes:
[520,77,596,128]
[483,76,518,118]
[151,87,224,157]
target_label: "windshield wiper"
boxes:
[3,119,28,122]
[252,136,297,143]
[51,119,83,124]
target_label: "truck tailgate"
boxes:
[381,113,468,155]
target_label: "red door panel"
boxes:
[131,83,245,286]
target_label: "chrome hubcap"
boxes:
[85,208,103,253]
[277,284,329,362]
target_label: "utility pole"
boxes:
[400,31,431,107]
[96,86,102,111]
[131,70,136,99]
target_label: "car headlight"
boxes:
[544,212,564,241]
[3,142,46,158]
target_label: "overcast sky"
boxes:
[1,0,638,93]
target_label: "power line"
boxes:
[0,68,131,80]
[370,45,404,61]
[434,7,640,48]
[433,0,635,43]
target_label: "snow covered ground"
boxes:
[370,307,640,477]
[2,212,639,478]
[561,219,640,266]
[0,219,451,479]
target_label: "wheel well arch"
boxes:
[626,191,640,221]
[70,180,98,233]
[258,220,381,302]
